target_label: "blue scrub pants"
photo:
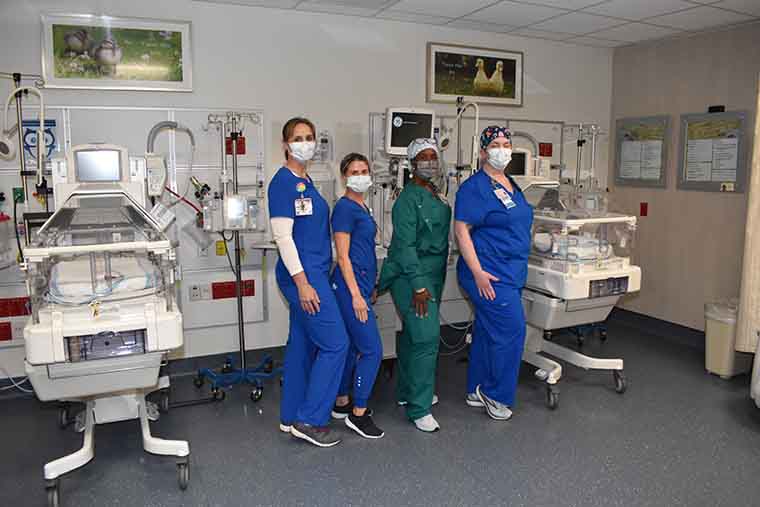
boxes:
[278,272,349,427]
[459,276,526,406]
[333,276,383,409]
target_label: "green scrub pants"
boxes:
[391,278,443,421]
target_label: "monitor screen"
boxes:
[509,152,527,176]
[386,110,434,155]
[75,150,121,182]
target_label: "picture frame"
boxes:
[41,13,193,92]
[676,110,748,193]
[614,115,670,188]
[427,42,524,107]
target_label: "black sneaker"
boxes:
[291,423,341,448]
[331,402,352,420]
[345,412,384,439]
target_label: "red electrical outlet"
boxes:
[640,202,648,217]
[211,280,255,300]
[0,322,12,341]
[0,297,30,317]
[225,136,246,155]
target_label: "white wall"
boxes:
[0,0,613,376]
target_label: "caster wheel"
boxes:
[58,405,69,429]
[177,460,189,491]
[576,335,585,347]
[159,390,170,413]
[250,387,263,402]
[613,370,627,394]
[193,376,204,389]
[543,330,552,341]
[599,329,608,342]
[46,479,60,507]
[263,359,274,374]
[211,388,226,401]
[546,385,559,410]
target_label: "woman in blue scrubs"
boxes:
[455,126,534,421]
[268,117,349,447]
[330,153,384,439]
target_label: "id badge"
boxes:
[295,197,313,216]
[494,188,516,209]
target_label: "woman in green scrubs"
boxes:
[378,138,451,433]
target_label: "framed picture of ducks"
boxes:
[41,14,193,92]
[427,42,523,107]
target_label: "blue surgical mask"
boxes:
[414,160,440,181]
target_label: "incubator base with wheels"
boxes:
[44,388,190,507]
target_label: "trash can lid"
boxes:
[705,298,738,324]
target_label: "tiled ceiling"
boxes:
[195,0,760,48]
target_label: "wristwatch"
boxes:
[414,288,427,294]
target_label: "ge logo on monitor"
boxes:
[392,117,403,128]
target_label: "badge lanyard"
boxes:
[490,176,517,210]
[294,181,313,216]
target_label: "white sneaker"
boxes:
[398,394,439,407]
[413,414,440,433]
[465,393,485,408]
[476,385,512,421]
[279,423,292,433]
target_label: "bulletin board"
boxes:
[677,111,748,193]
[615,115,669,188]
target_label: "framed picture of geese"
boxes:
[427,42,523,107]
[41,14,193,92]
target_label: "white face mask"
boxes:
[487,147,512,171]
[346,174,372,193]
[288,141,316,163]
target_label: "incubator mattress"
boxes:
[532,233,612,261]
[48,255,158,304]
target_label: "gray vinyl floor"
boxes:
[2,315,760,507]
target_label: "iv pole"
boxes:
[229,115,247,373]
[194,112,281,403]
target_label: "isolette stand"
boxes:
[193,113,282,402]
[45,390,190,507]
[522,324,627,410]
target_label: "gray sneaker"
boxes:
[291,423,341,447]
[465,393,485,408]
[476,385,512,421]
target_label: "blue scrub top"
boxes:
[455,169,534,288]
[330,196,378,298]
[268,167,332,284]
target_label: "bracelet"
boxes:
[414,288,427,294]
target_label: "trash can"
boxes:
[705,299,753,379]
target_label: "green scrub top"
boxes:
[378,182,452,294]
